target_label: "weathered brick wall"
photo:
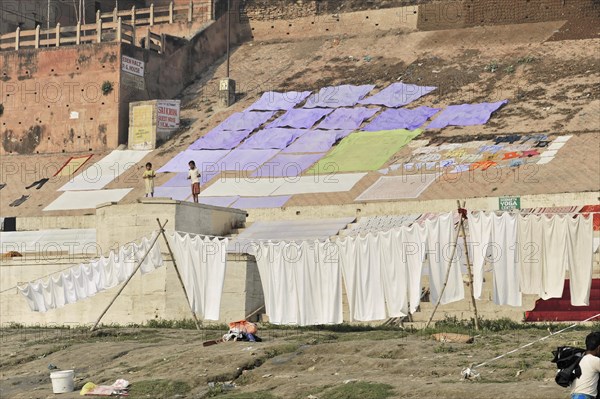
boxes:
[0,44,122,155]
[416,0,465,30]
[418,0,600,31]
[0,0,248,155]
[465,0,600,25]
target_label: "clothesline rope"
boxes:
[462,313,600,377]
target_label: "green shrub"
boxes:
[101,81,113,95]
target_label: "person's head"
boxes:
[189,161,196,170]
[145,162,152,170]
[585,331,600,355]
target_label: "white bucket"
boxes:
[50,370,75,394]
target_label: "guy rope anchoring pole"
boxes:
[424,207,461,330]
[90,220,167,332]
[457,200,480,331]
[156,218,202,331]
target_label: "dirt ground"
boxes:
[0,324,597,399]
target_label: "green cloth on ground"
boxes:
[308,129,422,173]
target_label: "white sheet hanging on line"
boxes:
[565,215,594,306]
[379,229,410,317]
[468,212,522,306]
[535,215,569,300]
[338,234,387,322]
[518,214,545,296]
[167,232,228,321]
[518,214,585,302]
[424,212,464,305]
[404,223,428,314]
[254,240,342,325]
[467,211,493,299]
[519,213,593,306]
[378,225,428,317]
[490,212,521,306]
[18,233,163,312]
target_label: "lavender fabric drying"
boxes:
[247,91,311,111]
[157,150,231,173]
[363,106,441,131]
[162,171,218,187]
[316,107,380,130]
[238,128,307,150]
[188,129,253,150]
[232,196,291,209]
[154,186,190,201]
[199,196,240,207]
[267,108,333,129]
[215,111,275,131]
[282,130,353,153]
[426,100,508,129]
[251,153,326,178]
[358,83,436,107]
[216,149,279,171]
[304,84,375,108]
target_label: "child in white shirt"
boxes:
[187,160,201,203]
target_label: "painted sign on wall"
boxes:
[130,105,153,150]
[122,55,145,77]
[157,100,180,130]
[499,196,521,211]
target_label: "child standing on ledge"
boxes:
[142,162,155,198]
[187,160,201,203]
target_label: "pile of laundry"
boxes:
[222,320,262,342]
[80,379,129,396]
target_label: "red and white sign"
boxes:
[157,100,180,130]
[122,55,145,77]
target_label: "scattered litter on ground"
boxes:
[80,379,129,396]
[432,333,474,344]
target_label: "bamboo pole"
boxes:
[76,22,81,45]
[424,213,461,329]
[55,23,60,47]
[245,305,265,321]
[90,221,167,332]
[156,219,202,331]
[457,200,480,331]
[96,18,102,43]
[15,27,20,50]
[116,17,122,42]
[35,25,40,49]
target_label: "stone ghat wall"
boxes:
[241,0,598,27]
[417,0,600,30]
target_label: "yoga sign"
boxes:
[499,196,520,211]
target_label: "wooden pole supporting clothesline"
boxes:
[90,219,167,332]
[90,219,202,332]
[156,218,202,331]
[425,201,480,331]
[458,200,480,331]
